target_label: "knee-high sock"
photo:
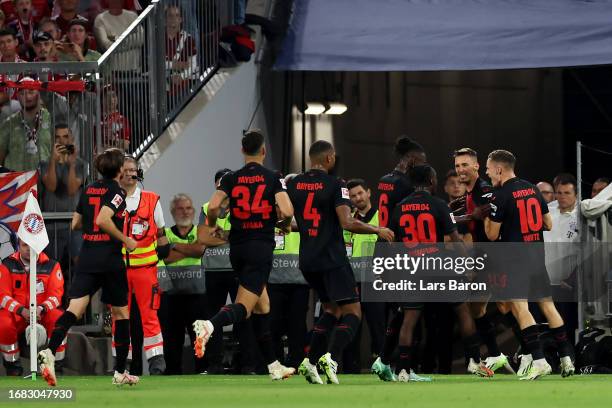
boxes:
[48,311,77,354]
[329,314,361,362]
[551,325,574,359]
[251,313,276,366]
[474,315,500,356]
[463,333,482,363]
[210,303,247,330]
[308,313,337,365]
[522,325,544,360]
[503,312,528,353]
[396,345,412,374]
[114,319,130,373]
[381,310,403,365]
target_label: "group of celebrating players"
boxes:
[35,129,575,387]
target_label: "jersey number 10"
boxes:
[516,197,543,234]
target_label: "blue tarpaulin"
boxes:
[275,0,612,71]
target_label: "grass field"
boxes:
[1,374,612,408]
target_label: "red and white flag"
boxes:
[17,191,49,255]
[0,171,38,231]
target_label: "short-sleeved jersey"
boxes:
[219,162,284,245]
[489,177,549,242]
[76,178,126,254]
[377,170,414,228]
[287,169,351,272]
[389,190,457,246]
[465,177,494,242]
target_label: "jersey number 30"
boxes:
[399,213,436,246]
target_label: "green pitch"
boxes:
[1,374,612,408]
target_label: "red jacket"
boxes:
[0,252,64,316]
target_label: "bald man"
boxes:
[537,181,555,204]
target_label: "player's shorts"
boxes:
[229,240,275,296]
[68,251,128,306]
[302,264,359,305]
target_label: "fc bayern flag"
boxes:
[0,170,38,231]
[17,191,49,255]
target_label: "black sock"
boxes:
[48,311,77,354]
[329,314,361,362]
[521,325,544,360]
[396,345,411,374]
[251,313,276,365]
[463,333,482,363]
[551,325,574,359]
[308,313,337,365]
[210,303,247,329]
[381,311,403,365]
[475,315,500,356]
[114,319,130,373]
[503,312,528,353]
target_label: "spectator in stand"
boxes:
[591,177,610,198]
[0,0,50,24]
[52,0,88,36]
[537,181,555,204]
[32,30,56,60]
[7,0,37,59]
[99,87,130,152]
[57,18,99,61]
[165,4,197,109]
[0,30,24,121]
[0,80,52,172]
[41,124,85,270]
[100,0,142,13]
[38,16,60,40]
[93,0,137,52]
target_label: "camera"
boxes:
[65,144,75,154]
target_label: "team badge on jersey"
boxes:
[111,194,124,208]
[341,187,349,199]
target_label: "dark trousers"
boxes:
[205,271,257,371]
[158,293,208,374]
[423,303,455,374]
[268,284,310,368]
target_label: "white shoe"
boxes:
[38,349,56,387]
[409,369,432,382]
[519,359,551,380]
[112,371,140,386]
[397,369,410,382]
[317,352,339,384]
[192,320,214,359]
[467,358,494,377]
[298,358,323,384]
[268,360,296,381]
[560,356,575,378]
[517,354,533,377]
[484,353,513,373]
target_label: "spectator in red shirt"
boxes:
[0,0,50,24]
[7,0,37,58]
[100,88,130,152]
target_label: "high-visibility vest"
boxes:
[122,190,159,268]
[201,202,232,271]
[158,225,205,295]
[345,210,379,281]
[270,230,306,285]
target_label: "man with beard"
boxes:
[32,30,57,61]
[0,79,52,171]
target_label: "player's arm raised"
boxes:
[96,206,136,252]
[336,205,394,241]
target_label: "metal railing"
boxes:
[98,0,228,157]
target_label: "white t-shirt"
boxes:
[126,186,165,228]
[544,205,579,284]
[93,10,139,52]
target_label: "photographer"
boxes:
[57,18,100,62]
[41,123,86,275]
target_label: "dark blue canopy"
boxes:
[275,0,612,71]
